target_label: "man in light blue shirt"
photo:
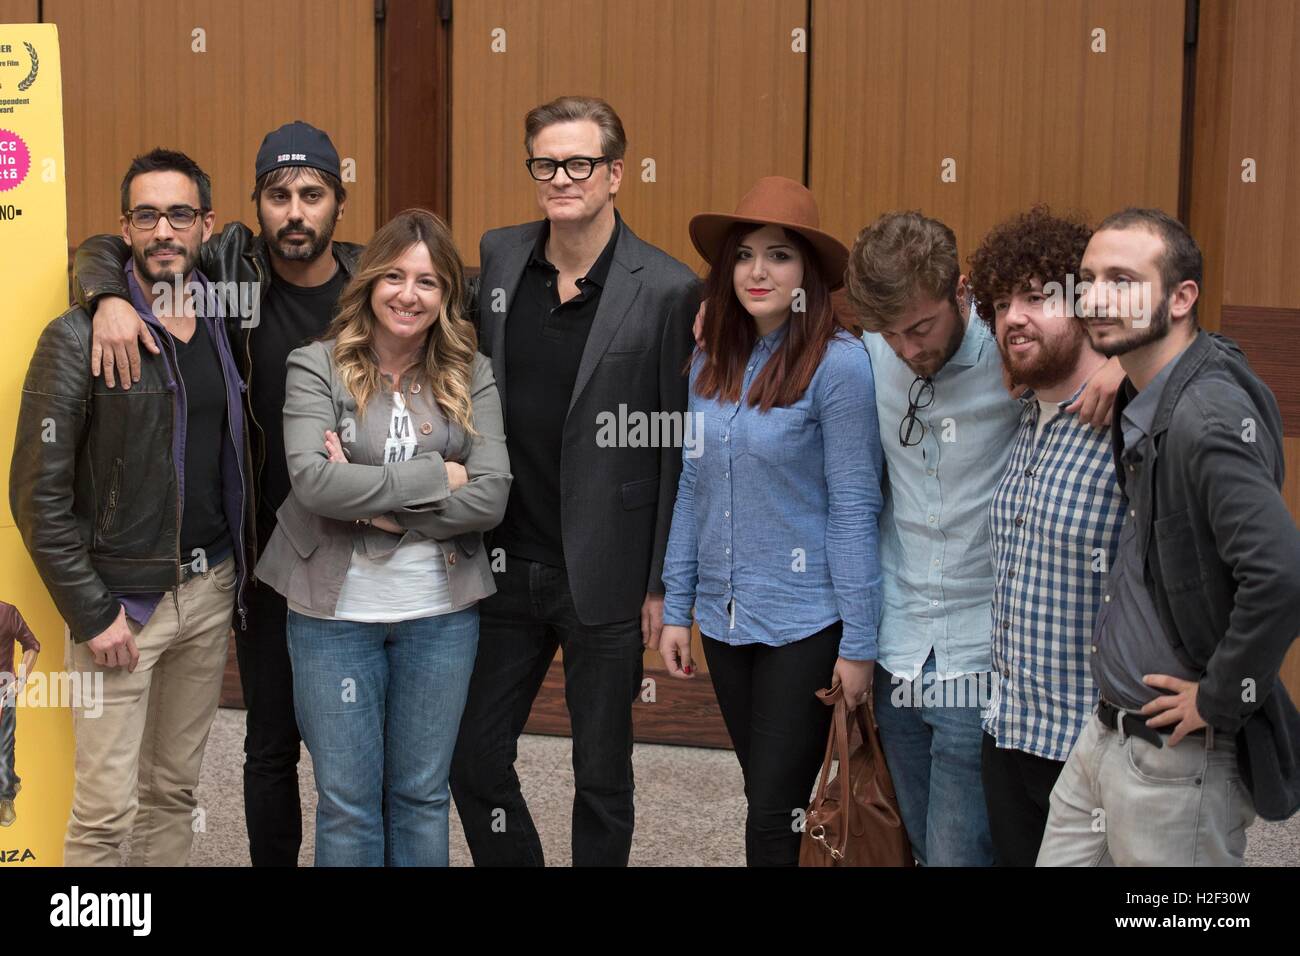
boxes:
[844,211,1123,865]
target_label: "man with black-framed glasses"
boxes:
[70,121,359,867]
[10,148,251,865]
[450,95,700,866]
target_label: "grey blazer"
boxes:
[474,218,700,625]
[254,339,511,617]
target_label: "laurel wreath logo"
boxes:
[17,42,38,92]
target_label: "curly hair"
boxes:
[968,205,1091,329]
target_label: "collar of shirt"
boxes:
[1120,342,1191,450]
[1020,377,1088,412]
[528,207,623,290]
[936,303,989,375]
[754,319,789,356]
[125,259,216,327]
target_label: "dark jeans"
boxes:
[980,732,1066,867]
[234,578,303,866]
[450,557,644,866]
[0,690,17,800]
[702,623,841,867]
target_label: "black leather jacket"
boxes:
[73,224,363,558]
[1112,330,1300,820]
[10,300,252,643]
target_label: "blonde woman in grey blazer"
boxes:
[255,209,510,867]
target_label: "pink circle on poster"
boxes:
[0,130,31,192]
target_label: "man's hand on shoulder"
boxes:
[91,297,158,389]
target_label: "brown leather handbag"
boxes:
[799,683,915,867]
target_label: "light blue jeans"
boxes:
[873,650,995,866]
[287,606,479,866]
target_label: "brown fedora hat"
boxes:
[689,176,849,290]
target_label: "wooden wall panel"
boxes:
[450,0,806,271]
[809,0,1185,262]
[0,0,38,23]
[1221,2,1300,310]
[1187,0,1236,332]
[46,0,377,250]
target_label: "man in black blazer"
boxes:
[451,96,700,866]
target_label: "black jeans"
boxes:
[234,577,303,866]
[702,623,841,867]
[450,557,644,866]
[980,732,1065,866]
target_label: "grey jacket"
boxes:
[1111,330,1300,820]
[254,339,511,616]
[474,219,700,625]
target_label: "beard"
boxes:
[131,238,200,286]
[903,307,968,377]
[1087,295,1172,358]
[259,208,337,263]
[999,319,1088,390]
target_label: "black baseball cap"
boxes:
[254,120,341,181]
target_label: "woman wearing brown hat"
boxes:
[659,177,884,865]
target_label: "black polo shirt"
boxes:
[494,211,622,568]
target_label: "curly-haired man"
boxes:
[967,206,1125,865]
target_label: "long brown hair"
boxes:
[694,224,852,411]
[322,209,478,432]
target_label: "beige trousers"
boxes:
[64,557,235,866]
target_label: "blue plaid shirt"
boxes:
[983,381,1125,761]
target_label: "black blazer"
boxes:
[472,217,700,625]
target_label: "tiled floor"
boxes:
[188,708,1300,867]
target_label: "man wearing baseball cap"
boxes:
[70,120,361,866]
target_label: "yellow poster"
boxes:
[0,22,70,867]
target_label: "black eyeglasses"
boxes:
[524,156,611,182]
[899,375,934,447]
[125,205,206,230]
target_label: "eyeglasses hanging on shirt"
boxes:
[899,375,934,447]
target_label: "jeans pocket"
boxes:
[1124,734,1207,785]
[211,558,238,593]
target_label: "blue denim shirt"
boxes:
[662,326,884,660]
[863,311,1023,681]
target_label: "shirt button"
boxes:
[724,510,730,517]
[933,559,940,567]
[724,472,729,478]
[1014,516,1024,526]
[1003,620,1011,630]
[1008,569,1015,577]
[1024,467,1034,477]
[747,366,754,372]
[926,468,935,476]
[420,422,433,435]
[928,515,936,524]
[725,548,731,555]
[1128,465,1135,473]
[1130,509,1136,518]
[1103,594,1111,603]
[1091,645,1098,653]
[931,600,939,607]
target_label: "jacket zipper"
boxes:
[100,457,124,534]
[243,254,267,542]
[218,309,251,632]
